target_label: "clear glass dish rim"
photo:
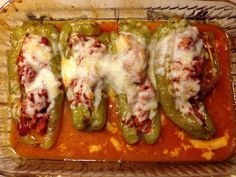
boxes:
[0,0,235,176]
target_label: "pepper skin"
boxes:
[118,94,139,144]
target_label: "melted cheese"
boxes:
[170,147,181,157]
[201,151,214,160]
[98,34,146,95]
[72,35,106,60]
[170,27,203,114]
[62,33,157,121]
[25,68,61,112]
[88,144,103,153]
[98,33,157,121]
[149,34,173,77]
[22,35,52,70]
[61,36,106,109]
[110,137,122,151]
[98,53,137,97]
[106,122,118,134]
[22,35,61,115]
[93,81,104,108]
[189,131,229,150]
[61,58,78,87]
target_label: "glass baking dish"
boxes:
[0,0,236,176]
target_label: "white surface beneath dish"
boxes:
[0,0,8,8]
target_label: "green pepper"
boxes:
[59,21,106,131]
[71,21,100,36]
[143,109,161,144]
[72,104,92,130]
[8,21,64,149]
[118,94,139,144]
[156,74,215,139]
[90,97,106,131]
[97,32,111,45]
[151,19,216,139]
[72,97,106,131]
[98,32,118,54]
[119,19,152,39]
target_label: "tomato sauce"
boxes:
[10,22,236,162]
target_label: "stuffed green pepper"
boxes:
[98,21,161,144]
[60,22,106,131]
[8,22,64,149]
[148,20,218,139]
